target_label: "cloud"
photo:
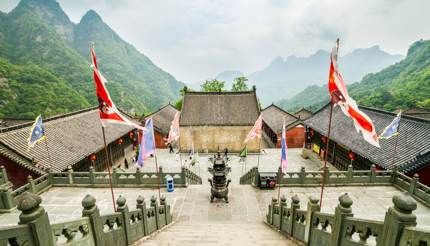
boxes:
[1,0,429,84]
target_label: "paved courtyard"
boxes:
[0,148,429,244]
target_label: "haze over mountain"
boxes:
[0,0,182,118]
[278,39,430,113]
[248,46,403,105]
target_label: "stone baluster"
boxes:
[112,167,118,186]
[323,166,329,184]
[379,192,417,246]
[136,168,142,185]
[150,195,160,229]
[27,175,36,193]
[290,194,300,235]
[391,165,398,183]
[0,165,8,185]
[408,174,419,194]
[67,166,73,185]
[331,193,353,246]
[47,168,54,185]
[370,164,376,183]
[0,166,14,211]
[116,195,131,245]
[347,165,353,182]
[305,196,320,243]
[18,192,54,246]
[180,167,187,186]
[89,166,95,185]
[136,195,148,235]
[82,194,104,246]
[279,195,287,230]
[160,195,171,225]
[267,197,277,225]
[299,167,306,184]
[253,167,260,187]
[159,166,164,185]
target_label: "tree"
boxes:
[174,86,193,110]
[231,76,249,92]
[200,79,225,92]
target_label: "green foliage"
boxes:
[279,39,430,113]
[231,76,249,92]
[174,87,193,110]
[201,79,225,92]
[0,1,182,118]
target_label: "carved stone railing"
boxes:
[266,192,429,246]
[240,165,430,207]
[183,167,202,184]
[0,191,172,246]
[0,165,202,212]
[239,166,258,185]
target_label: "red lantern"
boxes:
[129,132,134,139]
[117,138,123,145]
[321,136,327,143]
[310,129,314,137]
[348,151,356,161]
[89,154,97,161]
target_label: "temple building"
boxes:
[142,103,179,148]
[261,104,307,148]
[293,107,313,120]
[0,107,137,188]
[179,88,274,152]
[304,103,430,185]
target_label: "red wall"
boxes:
[415,164,430,186]
[276,126,305,148]
[155,131,167,148]
[0,155,39,189]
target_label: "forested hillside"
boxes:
[0,0,182,118]
[279,39,430,112]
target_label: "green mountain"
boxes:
[0,0,182,118]
[278,39,430,112]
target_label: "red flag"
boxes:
[167,112,180,143]
[90,45,144,130]
[328,39,379,147]
[244,115,262,143]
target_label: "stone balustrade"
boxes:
[0,166,201,212]
[240,165,430,207]
[266,192,430,246]
[0,191,172,246]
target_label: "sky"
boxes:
[1,0,429,84]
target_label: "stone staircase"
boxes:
[142,222,296,245]
[135,184,298,245]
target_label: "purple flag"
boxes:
[137,118,156,167]
[280,120,288,174]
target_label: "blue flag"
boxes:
[28,115,46,148]
[137,118,156,167]
[379,111,401,139]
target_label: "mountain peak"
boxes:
[80,10,103,24]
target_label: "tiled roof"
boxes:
[144,104,179,135]
[180,90,260,126]
[403,107,430,120]
[261,104,299,133]
[294,108,313,120]
[304,103,430,172]
[0,108,134,172]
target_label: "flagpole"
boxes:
[154,151,162,199]
[257,137,262,169]
[42,115,53,170]
[101,126,116,211]
[277,158,282,201]
[319,102,334,208]
[390,111,402,170]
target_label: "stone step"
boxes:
[138,222,298,246]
